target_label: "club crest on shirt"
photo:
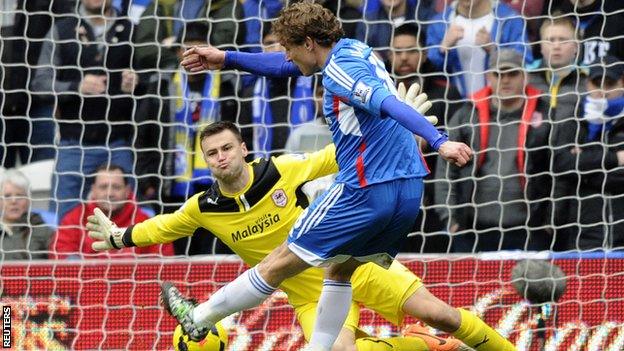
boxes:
[531,111,544,127]
[271,189,288,207]
[353,82,372,105]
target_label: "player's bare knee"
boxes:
[403,287,461,331]
[445,306,462,331]
[325,269,351,282]
[326,259,362,282]
[257,244,309,286]
[332,338,357,351]
[425,305,461,332]
[426,304,461,332]
[331,342,357,351]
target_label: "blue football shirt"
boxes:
[321,38,429,187]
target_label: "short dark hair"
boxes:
[199,121,243,144]
[393,23,425,47]
[176,21,209,44]
[93,163,128,185]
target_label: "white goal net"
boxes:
[0,0,623,350]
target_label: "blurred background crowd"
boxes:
[0,0,623,258]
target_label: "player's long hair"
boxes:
[272,1,344,48]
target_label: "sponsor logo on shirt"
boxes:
[353,82,372,105]
[231,213,281,242]
[531,111,543,128]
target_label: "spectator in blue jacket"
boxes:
[426,0,533,97]
[356,0,435,60]
[241,0,283,53]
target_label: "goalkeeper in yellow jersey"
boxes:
[87,116,515,351]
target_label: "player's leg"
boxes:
[310,258,364,349]
[350,256,503,351]
[350,261,469,351]
[163,183,364,342]
[162,242,310,341]
[358,177,514,350]
[287,182,397,350]
[401,287,517,351]
[355,337,426,351]
[290,179,428,350]
[297,300,435,351]
[297,301,360,351]
[345,329,440,351]
[333,315,468,351]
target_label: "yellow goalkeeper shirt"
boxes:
[129,144,339,307]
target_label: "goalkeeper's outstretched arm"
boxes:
[86,81,444,251]
[86,208,132,251]
[87,206,199,251]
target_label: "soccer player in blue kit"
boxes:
[159,2,515,350]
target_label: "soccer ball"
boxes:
[173,322,228,351]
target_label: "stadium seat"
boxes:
[31,209,58,230]
[17,159,54,211]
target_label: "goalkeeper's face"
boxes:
[201,130,249,184]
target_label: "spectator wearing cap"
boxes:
[435,49,553,252]
[552,55,624,250]
[426,0,533,97]
[0,169,52,260]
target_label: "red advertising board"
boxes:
[1,256,623,350]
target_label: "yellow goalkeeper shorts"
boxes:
[294,260,422,340]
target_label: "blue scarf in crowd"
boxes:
[584,96,624,141]
[252,76,315,157]
[172,71,221,197]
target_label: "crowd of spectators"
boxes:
[0,0,623,259]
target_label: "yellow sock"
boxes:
[452,308,517,351]
[355,336,429,351]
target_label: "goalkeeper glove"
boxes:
[86,207,128,251]
[397,82,439,125]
